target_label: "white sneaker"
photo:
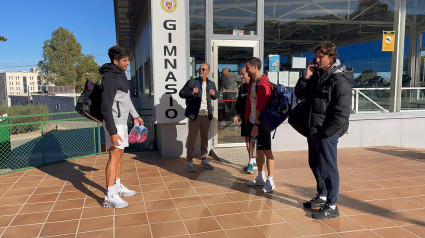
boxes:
[246,176,266,186]
[262,179,276,193]
[118,184,136,197]
[102,192,129,208]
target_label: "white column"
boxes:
[389,0,406,112]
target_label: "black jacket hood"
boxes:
[99,63,123,75]
[323,59,354,84]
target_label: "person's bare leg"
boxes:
[105,146,122,187]
[115,149,124,180]
[103,146,128,208]
[256,150,265,173]
[264,150,274,177]
[245,136,250,156]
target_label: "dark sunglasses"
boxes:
[199,68,208,71]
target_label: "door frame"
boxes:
[211,40,260,148]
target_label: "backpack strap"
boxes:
[255,78,273,92]
[272,129,277,139]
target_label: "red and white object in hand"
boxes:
[128,125,148,144]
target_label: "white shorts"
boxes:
[103,124,129,150]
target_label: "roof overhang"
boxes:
[113,0,147,52]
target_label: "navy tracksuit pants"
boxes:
[307,133,339,205]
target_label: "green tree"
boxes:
[0,35,7,42]
[75,54,101,92]
[38,27,100,90]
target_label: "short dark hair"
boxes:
[245,57,262,71]
[108,45,130,63]
[314,41,338,63]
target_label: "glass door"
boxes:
[211,40,259,147]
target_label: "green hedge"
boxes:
[0,105,49,134]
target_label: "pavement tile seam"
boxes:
[35,179,76,237]
[75,228,114,236]
[181,175,247,238]
[370,225,421,233]
[0,171,51,238]
[145,162,190,238]
[2,147,425,237]
[135,161,155,238]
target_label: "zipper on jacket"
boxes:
[116,102,121,118]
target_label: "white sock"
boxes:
[258,171,265,179]
[319,195,327,200]
[249,158,255,164]
[329,204,336,209]
[107,186,115,197]
[267,176,274,182]
[114,178,121,190]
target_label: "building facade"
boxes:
[0,68,40,106]
[113,0,425,157]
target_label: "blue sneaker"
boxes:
[246,163,254,174]
[261,179,276,193]
[244,162,258,171]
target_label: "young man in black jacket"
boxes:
[295,41,353,219]
[100,46,144,208]
[179,63,218,172]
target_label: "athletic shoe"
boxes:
[262,179,276,193]
[246,176,266,186]
[244,162,258,171]
[312,204,340,220]
[246,163,254,174]
[137,125,148,143]
[187,162,196,172]
[118,184,136,197]
[102,192,128,209]
[128,125,140,144]
[200,160,214,170]
[303,195,326,208]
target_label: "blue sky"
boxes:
[0,0,116,73]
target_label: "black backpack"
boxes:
[257,79,296,136]
[75,80,103,123]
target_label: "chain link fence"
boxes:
[0,111,154,174]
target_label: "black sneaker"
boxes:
[312,204,339,220]
[303,195,326,208]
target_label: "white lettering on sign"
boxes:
[152,0,188,124]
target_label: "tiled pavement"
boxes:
[0,146,425,238]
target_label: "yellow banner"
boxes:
[382,31,395,52]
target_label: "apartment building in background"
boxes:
[0,68,40,106]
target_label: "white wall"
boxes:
[153,112,425,158]
[272,112,425,151]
